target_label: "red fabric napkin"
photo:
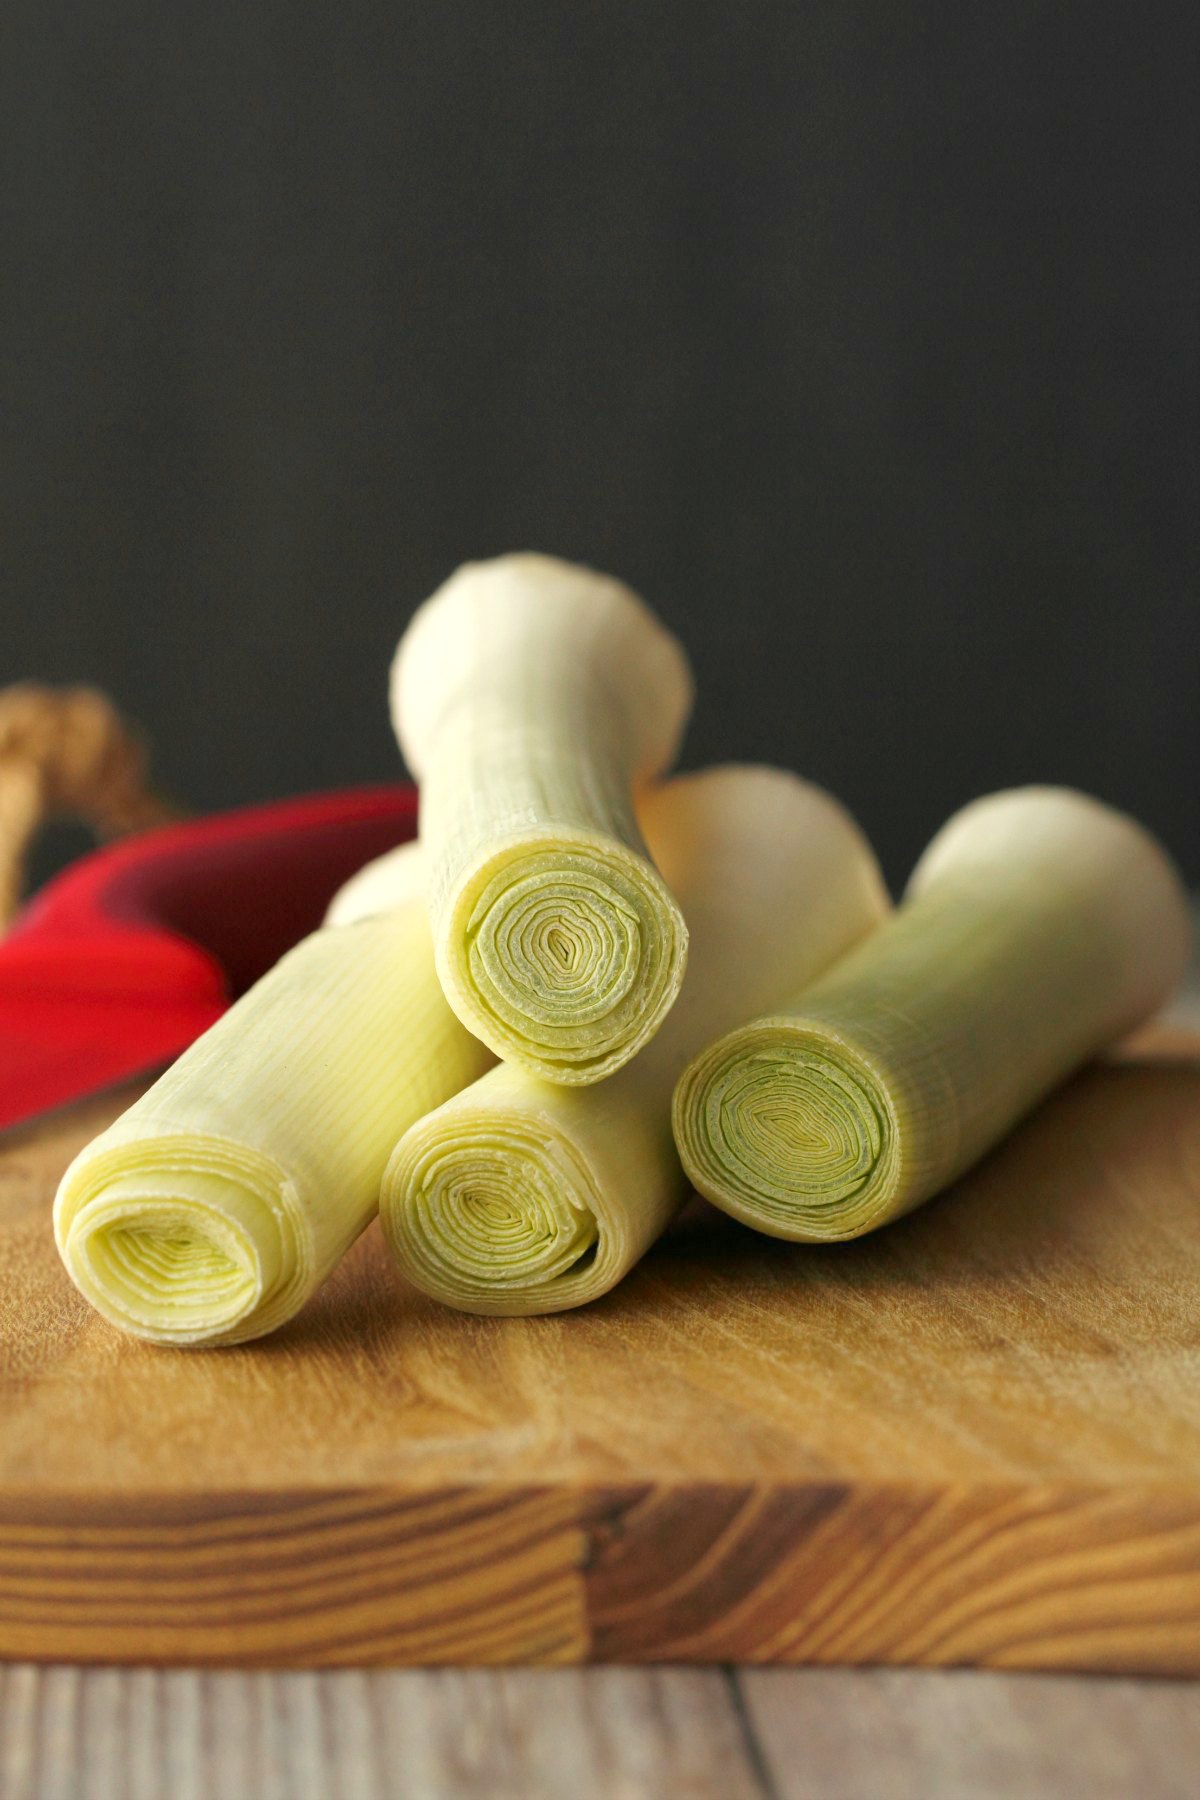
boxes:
[0,785,417,1132]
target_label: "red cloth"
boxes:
[0,786,417,1131]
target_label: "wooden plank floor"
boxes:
[4,1665,1200,1799]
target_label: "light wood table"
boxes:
[4,1664,1200,1798]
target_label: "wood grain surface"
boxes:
[3,1036,1200,1671]
[4,1664,1200,1800]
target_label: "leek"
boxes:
[53,850,492,1346]
[365,766,888,1314]
[673,787,1193,1240]
[392,553,693,1083]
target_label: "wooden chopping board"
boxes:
[2,1033,1200,1673]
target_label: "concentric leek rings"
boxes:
[56,1138,305,1345]
[673,1021,900,1239]
[447,840,687,1083]
[381,1111,620,1315]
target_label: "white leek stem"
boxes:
[54,848,492,1346]
[673,787,1193,1240]
[369,766,888,1314]
[392,553,693,1083]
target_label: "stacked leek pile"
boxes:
[55,554,1193,1345]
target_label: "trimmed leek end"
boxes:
[390,554,693,1083]
[53,1141,301,1345]
[438,829,688,1084]
[381,765,890,1315]
[673,787,1194,1241]
[54,902,493,1346]
[380,1062,638,1316]
[673,1017,903,1240]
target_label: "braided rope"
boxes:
[0,685,178,932]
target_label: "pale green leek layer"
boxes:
[373,766,889,1313]
[673,787,1193,1241]
[54,881,493,1346]
[391,554,693,1083]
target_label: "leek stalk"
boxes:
[673,788,1193,1240]
[54,850,493,1346]
[367,766,888,1313]
[392,554,693,1083]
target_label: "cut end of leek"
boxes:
[381,1103,620,1315]
[390,553,694,1084]
[56,1148,299,1346]
[446,834,688,1082]
[674,785,1193,1244]
[53,905,494,1347]
[673,1021,900,1240]
[381,763,892,1315]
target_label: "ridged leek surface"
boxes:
[673,787,1193,1241]
[53,853,493,1346]
[392,553,693,1083]
[365,766,889,1314]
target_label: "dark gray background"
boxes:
[3,2,1196,890]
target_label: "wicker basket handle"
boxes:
[0,684,178,932]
